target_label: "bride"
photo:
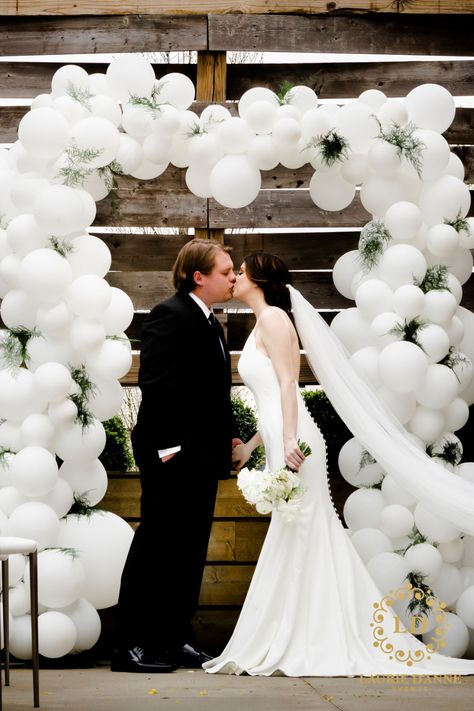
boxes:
[203,252,474,677]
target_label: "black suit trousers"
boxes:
[115,438,218,652]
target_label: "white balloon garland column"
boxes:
[330,85,474,660]
[0,54,473,659]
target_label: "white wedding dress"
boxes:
[203,329,474,677]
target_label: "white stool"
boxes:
[0,537,39,709]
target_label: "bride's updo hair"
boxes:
[244,252,292,313]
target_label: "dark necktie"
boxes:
[208,312,226,360]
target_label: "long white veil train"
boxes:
[289,285,474,537]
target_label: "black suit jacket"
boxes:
[133,291,235,477]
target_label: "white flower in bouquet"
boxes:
[237,440,312,523]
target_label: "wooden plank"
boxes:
[95,185,207,228]
[209,13,474,55]
[4,1,474,17]
[199,564,254,606]
[210,190,369,229]
[120,351,322,386]
[0,15,208,56]
[107,269,353,310]
[2,60,473,100]
[206,519,269,562]
[192,608,239,654]
[99,230,360,272]
[226,61,474,100]
[1,105,472,146]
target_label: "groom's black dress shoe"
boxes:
[177,643,213,668]
[111,646,178,673]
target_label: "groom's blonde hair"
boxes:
[173,239,232,293]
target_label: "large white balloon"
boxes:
[330,308,375,353]
[25,548,85,608]
[59,458,108,507]
[34,185,88,236]
[18,108,70,159]
[10,446,58,497]
[55,419,106,463]
[309,168,356,211]
[38,611,77,658]
[378,244,427,290]
[379,341,428,393]
[343,488,385,530]
[405,84,455,133]
[414,502,460,544]
[210,155,261,209]
[19,247,73,304]
[7,501,59,550]
[63,598,101,652]
[57,511,133,609]
[106,56,156,103]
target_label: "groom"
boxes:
[112,239,239,673]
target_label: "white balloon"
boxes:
[55,419,106,463]
[350,527,393,563]
[415,129,450,181]
[101,287,134,336]
[384,201,422,242]
[359,89,387,110]
[34,185,87,236]
[216,117,254,155]
[89,94,121,126]
[19,247,73,305]
[343,488,385,530]
[247,135,279,171]
[7,501,59,550]
[332,250,360,300]
[6,213,48,256]
[381,474,417,507]
[10,446,58,497]
[367,140,401,175]
[377,387,416,425]
[51,65,90,98]
[0,367,44,422]
[392,284,425,319]
[456,586,474,629]
[106,56,156,103]
[404,542,443,581]
[377,99,408,129]
[379,341,428,393]
[408,405,445,442]
[419,175,471,226]
[423,290,458,324]
[379,244,427,290]
[366,552,410,594]
[370,312,403,347]
[338,437,384,487]
[33,362,73,403]
[446,247,473,286]
[185,163,213,198]
[155,72,195,110]
[426,224,459,258]
[349,346,382,388]
[334,101,379,153]
[63,598,101,652]
[415,364,459,409]
[405,83,455,133]
[69,318,106,355]
[86,339,132,380]
[438,537,465,564]
[10,615,33,659]
[67,234,112,278]
[355,279,393,320]
[52,95,90,126]
[67,274,111,318]
[416,324,450,364]
[38,611,77,658]
[121,105,154,139]
[244,100,278,135]
[59,458,107,507]
[340,153,370,185]
[26,548,85,608]
[114,133,143,175]
[210,155,261,209]
[20,413,55,448]
[432,562,463,607]
[330,307,375,353]
[379,504,414,538]
[0,288,37,330]
[238,88,279,118]
[309,169,356,211]
[36,477,74,518]
[458,462,474,485]
[57,511,133,609]
[48,398,78,428]
[18,108,70,159]
[70,117,120,169]
[445,398,469,432]
[414,502,460,544]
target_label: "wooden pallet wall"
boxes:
[1,6,473,651]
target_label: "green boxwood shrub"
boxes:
[100,415,135,472]
[231,394,265,470]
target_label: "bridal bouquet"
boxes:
[237,441,311,523]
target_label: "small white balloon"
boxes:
[59,458,108,507]
[355,279,393,320]
[67,274,111,318]
[408,405,445,442]
[414,502,460,544]
[7,501,59,550]
[20,414,55,448]
[19,108,70,159]
[309,168,356,211]
[155,72,195,110]
[63,598,101,652]
[343,488,385,530]
[10,446,58,497]
[379,341,428,393]
[38,611,77,658]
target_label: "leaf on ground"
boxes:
[148,688,158,695]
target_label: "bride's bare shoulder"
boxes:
[258,306,294,333]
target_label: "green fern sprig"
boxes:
[276,81,294,105]
[359,450,376,470]
[49,236,74,258]
[357,218,392,271]
[444,213,469,234]
[66,81,93,111]
[56,139,104,188]
[416,264,450,293]
[388,316,427,349]
[440,347,471,383]
[68,364,97,429]
[43,546,79,559]
[374,116,425,178]
[404,572,433,625]
[0,326,40,368]
[0,447,14,467]
[426,438,463,467]
[306,129,350,168]
[395,526,427,556]
[129,84,165,114]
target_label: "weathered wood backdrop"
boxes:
[1,2,473,652]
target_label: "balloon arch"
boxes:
[1,54,474,659]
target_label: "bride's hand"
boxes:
[232,443,252,471]
[284,439,305,472]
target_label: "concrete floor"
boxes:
[3,665,474,711]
